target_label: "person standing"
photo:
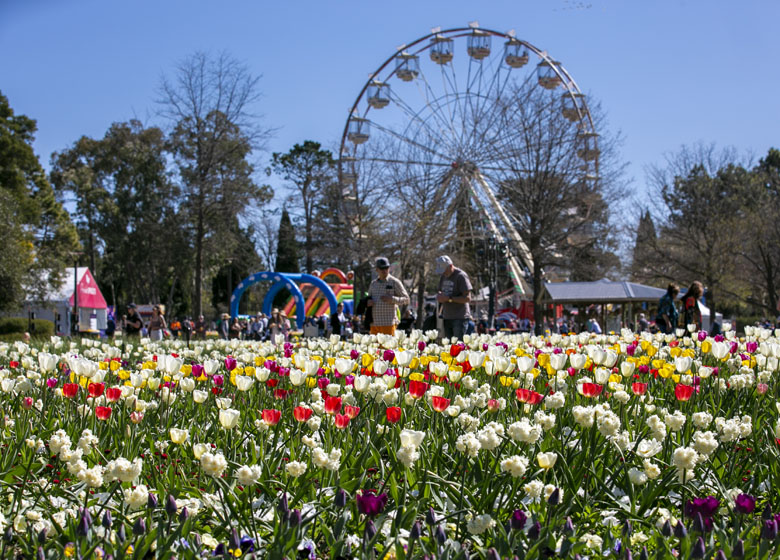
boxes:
[367,257,409,336]
[124,303,143,338]
[194,315,207,340]
[655,283,680,334]
[331,302,346,338]
[148,305,167,341]
[218,313,230,339]
[682,281,704,331]
[435,255,472,340]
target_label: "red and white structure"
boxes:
[23,267,109,335]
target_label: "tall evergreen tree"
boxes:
[0,91,79,309]
[630,210,658,283]
[274,208,299,273]
[270,141,335,273]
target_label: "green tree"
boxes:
[271,141,335,273]
[630,210,658,283]
[158,51,273,316]
[0,91,79,309]
[211,220,263,314]
[275,208,299,273]
[648,144,747,317]
[50,120,188,311]
[737,148,780,315]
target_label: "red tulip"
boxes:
[95,406,112,420]
[88,382,105,399]
[580,383,603,398]
[22,397,33,410]
[450,344,462,358]
[105,387,122,402]
[273,389,290,400]
[431,396,450,412]
[386,406,402,424]
[324,396,342,414]
[262,409,281,426]
[516,388,544,405]
[62,383,79,398]
[344,405,361,419]
[631,382,648,396]
[675,384,694,401]
[293,406,313,422]
[408,380,428,399]
[334,413,350,429]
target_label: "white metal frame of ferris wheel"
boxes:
[338,23,600,296]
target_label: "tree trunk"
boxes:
[194,210,204,317]
[416,270,426,329]
[305,223,313,273]
[532,264,544,336]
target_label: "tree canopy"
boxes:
[0,91,79,310]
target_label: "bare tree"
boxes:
[157,52,273,315]
[492,82,627,332]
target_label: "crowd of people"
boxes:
[108,254,474,342]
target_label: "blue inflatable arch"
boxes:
[230,271,339,330]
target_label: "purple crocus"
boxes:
[356,491,388,517]
[734,494,756,514]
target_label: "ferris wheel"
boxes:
[338,22,599,294]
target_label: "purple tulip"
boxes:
[510,510,527,531]
[762,519,778,541]
[746,341,758,353]
[224,357,237,371]
[383,349,395,362]
[418,341,426,352]
[46,378,58,388]
[191,364,204,378]
[697,331,708,342]
[356,491,388,517]
[350,349,360,360]
[734,494,756,514]
[686,496,720,518]
[213,374,224,387]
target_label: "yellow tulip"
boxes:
[645,345,657,357]
[99,362,108,370]
[669,347,681,358]
[531,368,541,379]
[537,354,550,368]
[181,364,192,375]
[254,356,264,366]
[306,377,317,388]
[608,374,621,383]
[244,366,255,377]
[440,352,452,362]
[118,370,130,380]
[409,372,425,382]
[109,361,120,371]
[362,354,374,367]
[701,340,712,354]
[499,375,514,387]
[682,349,695,358]
[409,357,420,370]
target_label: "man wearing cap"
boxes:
[367,257,409,335]
[435,255,472,340]
[124,303,143,338]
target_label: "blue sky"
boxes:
[2,0,778,209]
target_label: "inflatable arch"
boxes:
[230,272,339,330]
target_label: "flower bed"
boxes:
[0,326,779,558]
